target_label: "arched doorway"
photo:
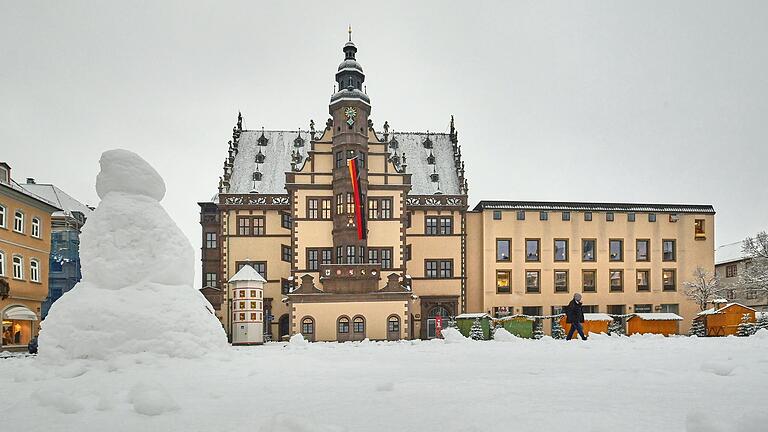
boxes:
[278,314,289,341]
[426,306,450,339]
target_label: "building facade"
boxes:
[0,163,60,349]
[715,241,767,312]
[199,39,715,340]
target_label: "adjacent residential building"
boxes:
[715,240,767,312]
[0,163,60,349]
[20,178,92,318]
[199,38,715,341]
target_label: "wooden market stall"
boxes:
[495,315,534,338]
[559,313,613,336]
[455,313,492,340]
[627,313,683,336]
[695,303,756,336]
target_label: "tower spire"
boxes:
[348,25,352,42]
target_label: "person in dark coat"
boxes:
[564,292,587,340]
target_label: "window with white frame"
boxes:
[0,251,5,276]
[0,204,6,228]
[30,259,40,282]
[31,217,41,238]
[13,211,24,233]
[13,255,23,279]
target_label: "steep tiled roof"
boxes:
[388,132,461,195]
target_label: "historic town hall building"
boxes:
[199,37,715,342]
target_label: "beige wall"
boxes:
[292,299,409,341]
[466,209,715,334]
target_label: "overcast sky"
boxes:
[2,1,766,285]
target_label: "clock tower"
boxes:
[329,33,371,263]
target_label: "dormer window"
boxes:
[255,150,265,164]
[430,172,440,182]
[257,129,268,146]
[423,134,433,149]
[253,171,262,182]
[0,165,9,184]
[294,134,305,148]
[389,137,399,150]
[427,151,435,165]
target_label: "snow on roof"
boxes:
[473,200,715,214]
[715,241,748,265]
[1,179,61,211]
[228,265,267,283]
[584,313,614,321]
[390,132,461,195]
[225,129,462,196]
[629,313,683,321]
[20,183,92,218]
[228,130,310,194]
[455,313,490,319]
[697,303,756,316]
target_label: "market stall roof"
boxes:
[3,305,38,321]
[584,313,614,321]
[455,313,490,319]
[629,313,683,321]
[697,303,756,316]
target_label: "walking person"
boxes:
[565,293,588,340]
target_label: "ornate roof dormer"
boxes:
[257,128,268,146]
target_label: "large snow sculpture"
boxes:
[40,149,227,360]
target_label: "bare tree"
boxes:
[740,231,768,300]
[683,266,724,311]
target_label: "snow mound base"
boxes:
[289,333,309,348]
[129,382,179,416]
[493,328,521,342]
[39,149,227,361]
[440,327,469,343]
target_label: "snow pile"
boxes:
[440,327,469,343]
[752,328,768,339]
[288,333,309,348]
[128,382,179,416]
[492,327,521,342]
[39,149,227,360]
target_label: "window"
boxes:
[367,199,379,220]
[301,317,314,335]
[609,239,623,262]
[628,213,636,222]
[562,211,570,221]
[368,198,393,220]
[381,199,392,219]
[381,249,392,269]
[368,248,379,264]
[307,198,319,219]
[554,239,568,262]
[0,251,4,276]
[525,270,540,293]
[609,270,623,292]
[634,304,652,313]
[648,213,656,222]
[582,270,596,293]
[695,219,706,239]
[307,249,320,270]
[636,239,649,261]
[493,210,502,220]
[30,259,40,282]
[662,240,676,261]
[582,239,596,262]
[388,316,400,333]
[406,211,412,228]
[525,239,540,262]
[336,193,344,215]
[522,306,542,317]
[335,151,344,168]
[336,246,343,264]
[281,212,292,229]
[636,270,650,292]
[237,216,264,236]
[659,304,679,314]
[405,244,412,262]
[346,193,354,214]
[725,264,737,278]
[496,270,511,293]
[554,270,568,293]
[236,261,266,279]
[205,272,217,287]
[439,217,452,235]
[584,212,592,221]
[496,239,510,261]
[353,316,365,333]
[13,211,23,233]
[321,248,332,265]
[539,211,548,221]
[726,289,736,300]
[205,232,217,249]
[516,211,525,221]
[606,212,614,222]
[314,198,328,219]
[237,217,250,236]
[281,279,291,294]
[338,317,350,333]
[663,269,676,291]
[31,217,40,238]
[281,245,292,262]
[582,305,599,313]
[425,217,452,235]
[425,260,452,278]
[0,205,5,228]
[346,246,355,264]
[12,255,23,279]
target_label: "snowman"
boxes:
[40,149,227,360]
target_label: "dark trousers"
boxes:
[566,321,587,340]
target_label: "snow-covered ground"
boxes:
[2,332,767,432]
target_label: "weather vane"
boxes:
[348,25,352,42]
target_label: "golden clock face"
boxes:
[344,107,357,126]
